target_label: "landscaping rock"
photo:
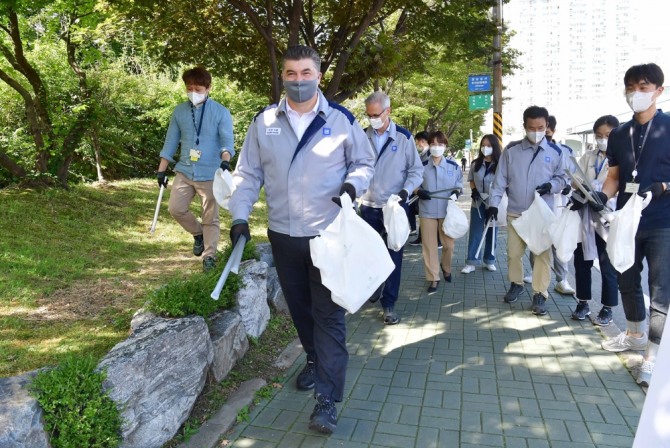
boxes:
[209,311,249,382]
[97,316,213,448]
[130,308,156,332]
[236,260,271,338]
[0,371,49,448]
[267,266,289,315]
[255,242,274,267]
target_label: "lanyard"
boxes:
[629,115,654,180]
[594,153,607,178]
[190,99,207,147]
[376,137,393,163]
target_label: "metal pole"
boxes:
[469,128,474,162]
[492,0,503,145]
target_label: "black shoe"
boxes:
[193,234,204,256]
[296,362,316,390]
[409,237,422,246]
[427,281,439,294]
[571,301,591,321]
[504,283,524,303]
[369,283,384,303]
[383,307,400,325]
[309,393,337,434]
[203,256,216,272]
[441,266,451,282]
[531,293,547,315]
[437,243,443,249]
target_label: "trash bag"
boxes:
[383,194,410,251]
[310,193,395,314]
[549,208,581,263]
[511,192,557,255]
[606,192,651,273]
[213,168,235,209]
[442,198,469,239]
[496,194,508,227]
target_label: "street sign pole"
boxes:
[492,0,503,144]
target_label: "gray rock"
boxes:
[97,316,213,448]
[208,311,249,382]
[236,260,271,338]
[255,242,274,267]
[266,267,289,315]
[130,308,156,332]
[0,371,49,448]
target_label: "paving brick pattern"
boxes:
[229,193,643,447]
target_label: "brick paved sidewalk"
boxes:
[229,194,644,448]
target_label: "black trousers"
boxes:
[268,229,348,401]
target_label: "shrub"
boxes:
[29,356,122,448]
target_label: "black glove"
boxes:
[486,206,498,222]
[561,185,571,195]
[471,189,481,200]
[417,188,431,200]
[450,189,461,199]
[569,198,585,211]
[589,191,609,212]
[332,182,356,207]
[230,221,251,246]
[639,182,665,199]
[535,182,552,196]
[157,171,168,188]
[220,160,231,171]
[397,189,408,204]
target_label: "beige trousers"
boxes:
[168,172,220,258]
[420,217,455,281]
[507,214,551,297]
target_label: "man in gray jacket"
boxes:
[228,46,375,435]
[488,106,569,315]
[360,92,424,325]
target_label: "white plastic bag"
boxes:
[310,193,395,314]
[606,192,651,273]
[495,194,508,227]
[442,198,469,239]
[213,168,235,209]
[549,208,581,263]
[511,192,557,255]
[383,194,410,251]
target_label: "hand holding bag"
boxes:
[606,192,651,273]
[511,192,557,255]
[383,194,411,251]
[442,198,469,239]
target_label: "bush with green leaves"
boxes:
[146,242,259,318]
[29,355,122,448]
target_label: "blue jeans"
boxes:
[360,204,404,309]
[573,235,618,307]
[618,228,670,345]
[466,203,496,265]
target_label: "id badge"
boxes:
[189,149,201,162]
[625,182,639,194]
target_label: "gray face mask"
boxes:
[283,79,318,103]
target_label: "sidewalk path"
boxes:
[229,187,644,448]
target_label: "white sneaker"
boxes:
[602,331,648,352]
[485,263,496,272]
[637,360,654,387]
[554,279,576,295]
[523,275,532,284]
[461,265,475,274]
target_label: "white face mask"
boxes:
[481,146,493,156]
[626,90,656,113]
[429,145,445,157]
[595,138,608,152]
[526,130,545,145]
[368,117,385,130]
[187,91,207,105]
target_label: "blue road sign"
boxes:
[468,74,492,93]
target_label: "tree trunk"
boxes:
[91,126,105,183]
[0,150,27,178]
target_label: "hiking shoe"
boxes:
[555,279,576,295]
[203,256,216,272]
[461,264,475,274]
[504,283,524,303]
[593,306,613,326]
[427,281,439,294]
[531,293,547,315]
[296,362,316,390]
[602,331,648,352]
[571,301,591,320]
[383,307,400,325]
[523,275,532,284]
[485,263,497,272]
[193,234,204,256]
[637,360,654,387]
[409,237,422,246]
[309,394,337,434]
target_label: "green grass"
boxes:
[0,180,269,377]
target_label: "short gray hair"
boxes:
[365,91,391,109]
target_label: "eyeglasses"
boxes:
[366,108,388,119]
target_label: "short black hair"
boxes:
[523,106,549,126]
[624,63,664,88]
[182,67,212,88]
[592,115,620,133]
[428,131,448,146]
[415,131,430,141]
[547,115,557,131]
[282,45,321,71]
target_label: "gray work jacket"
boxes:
[418,156,463,219]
